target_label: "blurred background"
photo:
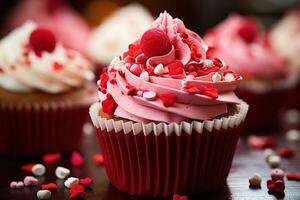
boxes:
[0,0,299,38]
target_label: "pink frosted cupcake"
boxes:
[0,21,96,156]
[204,14,298,132]
[270,8,300,111]
[90,12,248,197]
[87,4,153,77]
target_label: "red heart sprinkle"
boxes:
[184,82,218,98]
[247,135,277,149]
[21,163,36,172]
[101,93,117,116]
[42,153,62,164]
[278,147,295,158]
[141,28,172,58]
[167,60,184,75]
[237,18,258,43]
[29,28,56,57]
[286,173,300,181]
[92,154,104,165]
[173,194,188,200]
[70,151,84,167]
[126,85,137,96]
[79,177,94,186]
[127,43,142,58]
[41,183,57,190]
[99,72,109,90]
[52,61,63,71]
[190,44,201,62]
[159,92,176,107]
[69,183,85,200]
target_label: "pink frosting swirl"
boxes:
[98,12,242,123]
[204,14,288,80]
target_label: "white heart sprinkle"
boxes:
[64,177,79,188]
[224,73,235,82]
[154,64,165,75]
[32,164,46,176]
[37,190,51,199]
[140,71,149,81]
[55,166,70,179]
[143,91,156,101]
[212,72,222,82]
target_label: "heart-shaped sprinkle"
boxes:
[29,28,56,57]
[173,194,188,200]
[24,176,38,186]
[69,184,85,200]
[92,154,104,165]
[21,163,36,172]
[143,91,156,101]
[41,183,57,190]
[79,177,94,186]
[10,181,24,189]
[159,93,176,107]
[278,147,295,158]
[286,173,300,181]
[70,151,84,167]
[42,153,62,164]
[101,93,117,116]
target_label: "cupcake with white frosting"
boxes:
[87,4,153,76]
[90,12,248,197]
[0,21,96,156]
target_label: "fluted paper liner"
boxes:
[0,101,91,156]
[90,101,249,197]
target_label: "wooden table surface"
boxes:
[0,125,300,200]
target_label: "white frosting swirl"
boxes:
[0,21,94,93]
[88,4,153,65]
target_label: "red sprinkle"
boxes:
[29,28,56,56]
[52,62,63,71]
[99,72,109,89]
[278,147,295,158]
[101,93,117,116]
[159,93,176,107]
[41,183,57,190]
[79,177,94,186]
[247,135,277,149]
[70,151,84,167]
[167,60,184,75]
[69,183,85,200]
[92,154,104,165]
[141,28,172,58]
[21,163,36,172]
[184,82,218,98]
[267,179,285,193]
[126,85,137,96]
[42,153,62,164]
[127,43,142,58]
[286,173,300,181]
[237,18,258,43]
[173,194,188,200]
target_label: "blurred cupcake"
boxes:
[87,4,153,77]
[0,21,96,156]
[4,0,90,56]
[270,8,300,110]
[90,12,248,197]
[204,14,298,132]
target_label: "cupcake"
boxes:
[87,4,153,77]
[5,0,91,56]
[0,21,96,156]
[204,14,298,132]
[270,8,300,110]
[89,12,248,197]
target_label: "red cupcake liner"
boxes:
[0,102,90,156]
[90,102,248,197]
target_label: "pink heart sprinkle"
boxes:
[10,181,24,189]
[79,177,93,186]
[70,151,84,167]
[24,176,38,186]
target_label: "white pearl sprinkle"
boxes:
[154,64,165,75]
[268,155,281,168]
[137,90,143,97]
[264,148,275,160]
[203,59,214,67]
[224,73,235,82]
[140,71,149,81]
[37,190,51,199]
[143,91,156,101]
[55,166,70,179]
[212,72,222,82]
[32,164,46,176]
[286,129,300,141]
[64,177,79,189]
